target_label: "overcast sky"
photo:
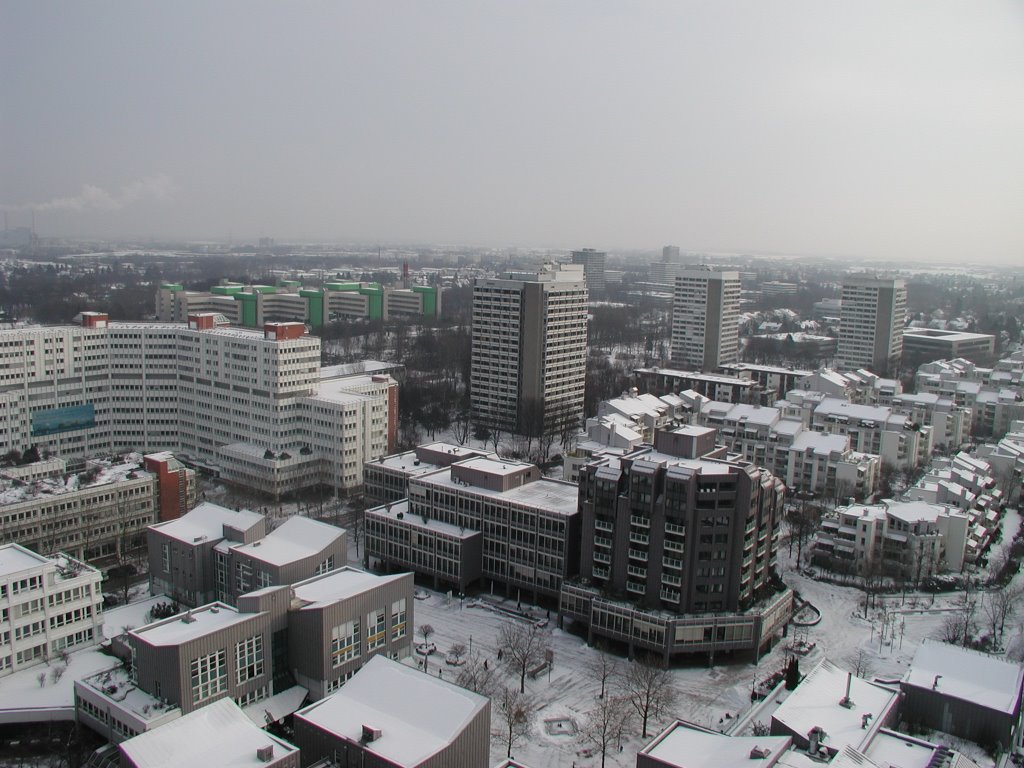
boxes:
[2,2,1022,263]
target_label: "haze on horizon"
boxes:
[1,1,1022,265]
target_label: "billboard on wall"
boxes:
[30,404,96,437]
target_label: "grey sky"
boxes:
[2,1,1022,263]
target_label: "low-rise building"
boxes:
[147,503,345,607]
[117,697,299,768]
[0,543,103,677]
[366,456,580,601]
[638,721,792,768]
[902,328,995,368]
[293,655,490,768]
[363,443,497,505]
[900,640,1024,751]
[813,500,969,578]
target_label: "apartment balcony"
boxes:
[662,556,683,570]
[594,552,612,565]
[594,536,612,549]
[662,573,682,587]
[630,515,650,529]
[628,548,648,562]
[629,532,650,545]
[626,580,646,595]
[660,588,681,603]
[664,539,685,553]
[595,519,614,532]
[665,522,686,535]
[592,565,610,579]
[627,565,647,579]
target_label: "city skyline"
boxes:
[2,2,1022,265]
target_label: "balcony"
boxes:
[660,588,681,603]
[665,522,686,535]
[630,515,650,529]
[595,519,614,532]
[628,549,648,562]
[629,532,650,545]
[594,536,612,549]
[662,556,683,570]
[664,539,685,553]
[592,565,610,579]
[662,573,682,587]
[626,581,646,595]
[627,564,647,579]
[594,552,612,564]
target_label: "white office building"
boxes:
[471,265,588,435]
[0,312,396,498]
[670,267,740,371]
[836,274,907,376]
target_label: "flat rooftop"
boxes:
[903,639,1024,714]
[131,603,259,647]
[119,698,297,768]
[367,500,480,540]
[292,568,407,609]
[641,721,791,768]
[0,543,51,578]
[295,655,487,768]
[418,468,579,516]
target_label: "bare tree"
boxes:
[589,643,620,700]
[843,648,875,679]
[939,611,970,646]
[498,621,549,694]
[450,398,472,446]
[982,586,1020,645]
[493,685,534,759]
[418,623,435,646]
[581,694,633,768]
[455,651,500,697]
[622,655,676,738]
[448,642,468,665]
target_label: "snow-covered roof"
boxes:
[0,456,153,506]
[130,603,259,647]
[119,698,297,768]
[230,517,343,567]
[292,567,407,609]
[641,720,792,768]
[417,468,579,516]
[294,655,487,767]
[0,543,51,577]
[149,502,263,545]
[772,660,898,754]
[903,639,1024,714]
[789,432,849,456]
[885,501,960,525]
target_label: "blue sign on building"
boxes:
[31,404,96,437]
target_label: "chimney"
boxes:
[807,726,823,755]
[256,745,275,762]
[932,674,942,690]
[839,671,854,708]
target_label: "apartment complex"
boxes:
[76,566,414,740]
[562,428,793,662]
[293,655,490,768]
[570,248,607,297]
[0,454,196,566]
[470,265,588,435]
[0,312,397,497]
[147,502,346,607]
[670,267,741,371]
[916,352,1024,439]
[836,274,907,376]
[813,500,970,578]
[0,543,103,677]
[366,455,581,599]
[156,281,441,328]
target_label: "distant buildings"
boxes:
[902,328,995,367]
[915,351,1024,438]
[156,281,441,328]
[0,543,103,678]
[670,267,741,372]
[836,274,907,376]
[0,312,397,498]
[470,264,588,436]
[571,248,607,297]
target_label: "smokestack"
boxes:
[839,671,854,708]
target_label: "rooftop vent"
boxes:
[749,747,771,759]
[256,744,275,762]
[362,725,383,743]
[182,611,196,624]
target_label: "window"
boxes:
[236,635,264,682]
[255,570,273,589]
[367,609,386,650]
[391,598,407,640]
[315,555,335,576]
[161,542,171,573]
[190,650,227,703]
[331,620,360,667]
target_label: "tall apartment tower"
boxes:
[571,248,607,297]
[471,264,588,435]
[837,274,907,376]
[670,267,741,371]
